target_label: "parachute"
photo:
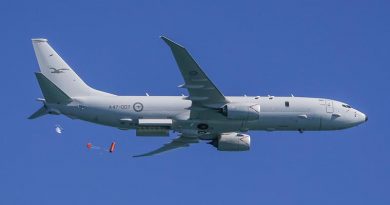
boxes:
[86,142,116,153]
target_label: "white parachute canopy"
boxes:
[55,124,63,134]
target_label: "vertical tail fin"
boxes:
[31,39,113,97]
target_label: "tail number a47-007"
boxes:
[108,102,143,112]
[108,105,132,110]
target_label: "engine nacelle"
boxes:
[209,132,251,151]
[222,103,260,120]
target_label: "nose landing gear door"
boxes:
[325,100,334,113]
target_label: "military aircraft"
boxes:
[29,37,367,157]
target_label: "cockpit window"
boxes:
[342,104,352,108]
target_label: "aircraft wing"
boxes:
[161,36,228,107]
[133,135,199,157]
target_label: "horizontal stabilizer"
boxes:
[28,106,47,119]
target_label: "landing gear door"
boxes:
[326,100,334,113]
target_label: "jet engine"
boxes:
[209,132,251,151]
[221,103,260,120]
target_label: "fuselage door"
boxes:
[325,100,334,113]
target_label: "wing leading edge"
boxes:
[161,36,228,107]
[133,135,199,157]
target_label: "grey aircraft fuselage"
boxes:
[50,95,367,140]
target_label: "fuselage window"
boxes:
[285,101,290,107]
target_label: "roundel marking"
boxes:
[133,102,144,112]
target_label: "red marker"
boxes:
[109,142,116,153]
[86,143,92,149]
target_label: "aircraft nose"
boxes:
[359,112,368,124]
[355,111,367,125]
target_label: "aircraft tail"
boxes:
[34,72,72,104]
[28,71,74,119]
[31,38,113,99]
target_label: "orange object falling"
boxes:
[109,142,116,153]
[86,143,92,149]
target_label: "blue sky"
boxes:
[0,0,389,204]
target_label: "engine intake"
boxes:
[209,132,251,151]
[221,103,260,120]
